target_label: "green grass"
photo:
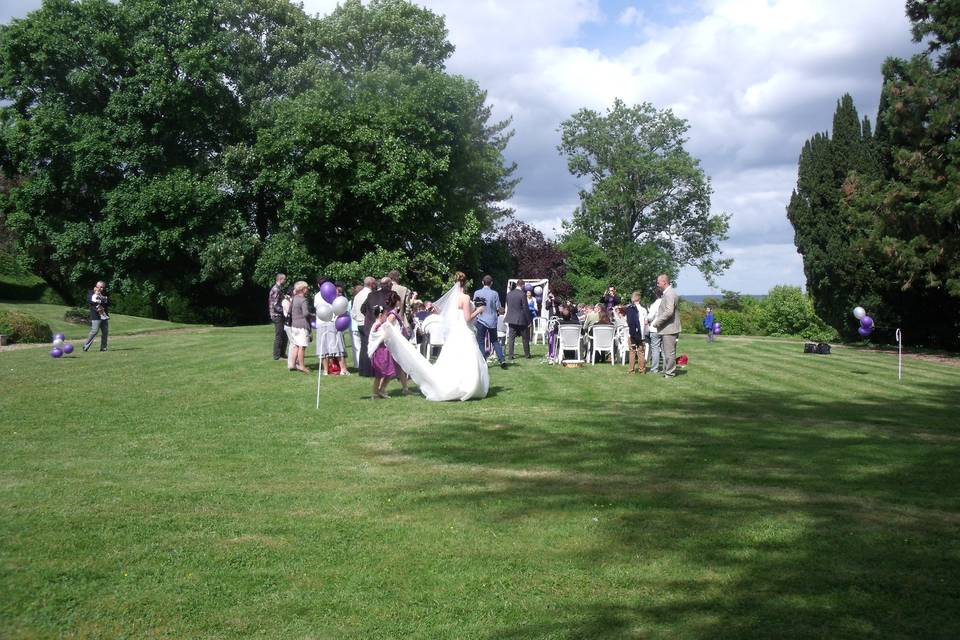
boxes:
[2,325,959,639]
[0,301,203,339]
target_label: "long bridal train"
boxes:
[373,284,489,401]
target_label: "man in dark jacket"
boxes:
[269,273,287,360]
[624,291,646,374]
[504,280,532,360]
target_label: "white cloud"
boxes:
[618,6,643,27]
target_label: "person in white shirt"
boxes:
[646,288,663,373]
[352,276,376,376]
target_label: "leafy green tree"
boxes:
[556,230,608,302]
[0,0,516,321]
[558,99,730,288]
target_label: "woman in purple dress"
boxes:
[369,292,410,399]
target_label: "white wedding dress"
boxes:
[370,283,489,401]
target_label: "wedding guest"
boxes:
[625,291,647,374]
[282,291,296,371]
[703,305,716,343]
[613,305,629,331]
[269,273,287,360]
[369,293,410,398]
[289,281,312,374]
[350,284,364,368]
[558,304,580,324]
[352,276,376,377]
[544,292,560,318]
[651,274,681,378]
[83,280,110,352]
[474,274,506,369]
[526,289,539,319]
[646,288,664,373]
[600,286,620,310]
[583,304,601,332]
[505,279,532,360]
[388,270,411,327]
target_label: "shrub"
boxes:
[0,310,53,343]
[64,307,89,324]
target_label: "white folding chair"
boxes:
[614,326,629,365]
[426,322,445,361]
[532,317,548,345]
[558,324,583,362]
[419,315,442,360]
[590,325,615,365]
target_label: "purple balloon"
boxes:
[335,314,351,332]
[320,281,337,304]
[310,319,318,329]
[858,326,872,337]
[524,283,533,292]
[53,333,65,342]
[62,343,74,354]
[713,322,721,335]
[50,348,63,358]
[860,315,874,330]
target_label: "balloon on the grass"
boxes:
[335,314,351,332]
[853,306,866,320]
[52,338,64,348]
[316,302,334,322]
[534,286,543,295]
[62,343,74,354]
[319,281,337,304]
[331,295,349,316]
[53,332,65,342]
[860,315,874,330]
[50,347,63,358]
[858,326,872,338]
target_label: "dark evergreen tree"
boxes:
[787,96,885,339]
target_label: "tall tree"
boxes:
[786,96,885,339]
[558,99,730,289]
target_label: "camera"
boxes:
[473,296,487,306]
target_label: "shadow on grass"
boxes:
[391,383,960,639]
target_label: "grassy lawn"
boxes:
[0,301,203,339]
[1,323,959,638]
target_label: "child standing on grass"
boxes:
[368,296,410,399]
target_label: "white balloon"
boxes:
[534,286,543,295]
[853,306,866,320]
[331,295,349,316]
[52,338,64,347]
[316,302,334,322]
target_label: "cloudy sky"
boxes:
[3,0,921,293]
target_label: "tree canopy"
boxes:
[788,2,960,348]
[558,99,730,289]
[0,0,516,321]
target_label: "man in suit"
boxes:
[388,270,411,327]
[505,280,532,360]
[473,274,507,369]
[651,274,681,377]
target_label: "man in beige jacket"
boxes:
[651,274,681,377]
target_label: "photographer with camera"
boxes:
[83,280,110,352]
[473,275,507,369]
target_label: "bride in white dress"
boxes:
[373,271,489,401]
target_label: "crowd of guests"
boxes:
[268,271,685,385]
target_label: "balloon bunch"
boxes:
[713,321,721,335]
[49,332,74,358]
[317,281,351,331]
[852,306,874,337]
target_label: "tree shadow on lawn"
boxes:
[388,383,960,639]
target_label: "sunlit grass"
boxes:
[1,323,959,639]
